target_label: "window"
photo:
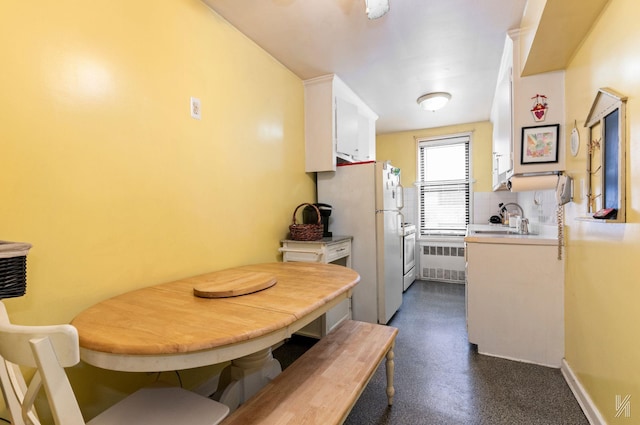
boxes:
[417,135,471,236]
[585,88,627,222]
[603,109,619,210]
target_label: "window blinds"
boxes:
[418,136,470,236]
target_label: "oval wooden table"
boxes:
[71,262,360,409]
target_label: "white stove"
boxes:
[401,223,416,291]
[401,223,416,236]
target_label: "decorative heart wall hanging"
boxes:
[531,94,548,122]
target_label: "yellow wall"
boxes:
[5,0,638,422]
[377,121,494,192]
[563,0,640,422]
[0,0,313,420]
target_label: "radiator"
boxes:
[419,241,465,283]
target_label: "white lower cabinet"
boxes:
[466,241,564,367]
[280,236,353,338]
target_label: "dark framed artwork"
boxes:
[521,124,560,164]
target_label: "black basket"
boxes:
[0,241,32,299]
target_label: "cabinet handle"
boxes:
[278,248,322,256]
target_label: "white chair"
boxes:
[0,302,229,425]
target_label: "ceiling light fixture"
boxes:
[365,0,390,20]
[417,92,452,111]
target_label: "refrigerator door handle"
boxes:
[396,183,404,210]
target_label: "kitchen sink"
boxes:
[473,229,516,234]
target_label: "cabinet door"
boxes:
[282,239,353,338]
[335,97,359,160]
[466,241,564,367]
[357,113,375,161]
[325,298,351,333]
[492,65,513,185]
[304,76,336,172]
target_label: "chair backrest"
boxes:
[0,301,86,425]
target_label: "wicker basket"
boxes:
[289,203,324,241]
[0,241,32,299]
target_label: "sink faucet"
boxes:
[498,202,524,225]
[498,202,528,233]
[500,202,525,218]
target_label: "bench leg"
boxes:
[385,341,395,406]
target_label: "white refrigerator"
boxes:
[317,161,404,324]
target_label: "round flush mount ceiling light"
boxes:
[365,0,390,20]
[417,92,452,111]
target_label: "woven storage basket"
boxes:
[0,241,32,299]
[289,203,324,241]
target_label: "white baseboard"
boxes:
[561,359,607,425]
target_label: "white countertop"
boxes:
[464,223,559,246]
[281,235,352,244]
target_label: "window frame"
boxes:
[584,88,627,222]
[416,133,473,237]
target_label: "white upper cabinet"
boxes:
[335,96,359,161]
[304,74,378,172]
[358,111,376,163]
[490,32,566,190]
[490,36,514,190]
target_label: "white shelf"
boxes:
[280,236,353,338]
[575,216,623,224]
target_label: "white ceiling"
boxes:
[202,0,527,134]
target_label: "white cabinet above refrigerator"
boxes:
[304,74,378,172]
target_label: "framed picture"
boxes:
[521,124,560,164]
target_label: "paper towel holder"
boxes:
[507,172,559,192]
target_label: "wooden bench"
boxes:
[221,319,398,425]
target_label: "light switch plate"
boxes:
[190,97,201,120]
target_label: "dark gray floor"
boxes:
[273,280,588,425]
